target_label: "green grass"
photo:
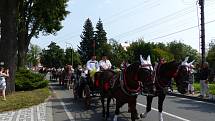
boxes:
[0,87,50,112]
[193,82,215,95]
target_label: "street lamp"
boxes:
[65,42,73,66]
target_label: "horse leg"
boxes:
[101,95,106,118]
[106,97,111,120]
[158,94,166,121]
[129,97,139,121]
[140,95,153,118]
[113,100,124,121]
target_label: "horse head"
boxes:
[174,57,194,94]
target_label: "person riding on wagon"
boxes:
[86,55,100,89]
[99,54,112,71]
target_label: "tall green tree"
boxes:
[0,0,18,92]
[207,41,215,70]
[17,0,69,68]
[40,42,65,68]
[78,18,95,63]
[94,18,111,59]
[26,44,41,67]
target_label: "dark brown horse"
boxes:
[94,70,116,119]
[95,62,153,121]
[140,61,189,121]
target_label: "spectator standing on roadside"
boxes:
[0,67,9,101]
[188,65,195,95]
[199,62,210,98]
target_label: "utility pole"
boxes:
[66,42,73,66]
[93,39,95,56]
[199,0,206,65]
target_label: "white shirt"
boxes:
[99,60,112,70]
[86,59,100,71]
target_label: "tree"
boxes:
[127,40,153,63]
[0,0,18,92]
[152,48,174,62]
[167,41,199,62]
[65,48,81,68]
[207,41,215,70]
[26,44,41,67]
[78,18,95,63]
[40,42,65,68]
[17,0,69,68]
[94,18,111,59]
[109,38,128,67]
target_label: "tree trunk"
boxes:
[17,31,28,69]
[0,0,18,92]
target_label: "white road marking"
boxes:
[60,98,75,121]
[137,103,190,121]
[168,95,215,106]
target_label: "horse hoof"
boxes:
[140,113,147,118]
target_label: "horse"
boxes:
[92,69,116,119]
[105,62,154,121]
[140,60,190,121]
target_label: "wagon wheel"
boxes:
[83,84,91,109]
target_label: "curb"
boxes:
[168,92,215,104]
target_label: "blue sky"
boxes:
[31,0,215,52]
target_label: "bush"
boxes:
[15,69,49,91]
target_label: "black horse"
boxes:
[140,61,189,121]
[94,70,116,119]
[95,62,153,121]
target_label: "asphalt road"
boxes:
[50,82,215,121]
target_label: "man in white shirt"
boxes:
[86,55,100,90]
[86,55,100,72]
[99,55,112,71]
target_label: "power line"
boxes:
[112,6,195,38]
[112,1,215,40]
[147,19,215,41]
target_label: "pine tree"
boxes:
[78,18,95,63]
[94,18,111,59]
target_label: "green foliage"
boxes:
[127,40,153,63]
[78,18,95,63]
[15,69,48,91]
[167,41,200,62]
[40,42,65,68]
[152,48,174,62]
[29,0,69,35]
[26,44,41,67]
[65,47,81,68]
[109,39,128,67]
[207,41,215,70]
[94,18,111,59]
[193,83,215,95]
